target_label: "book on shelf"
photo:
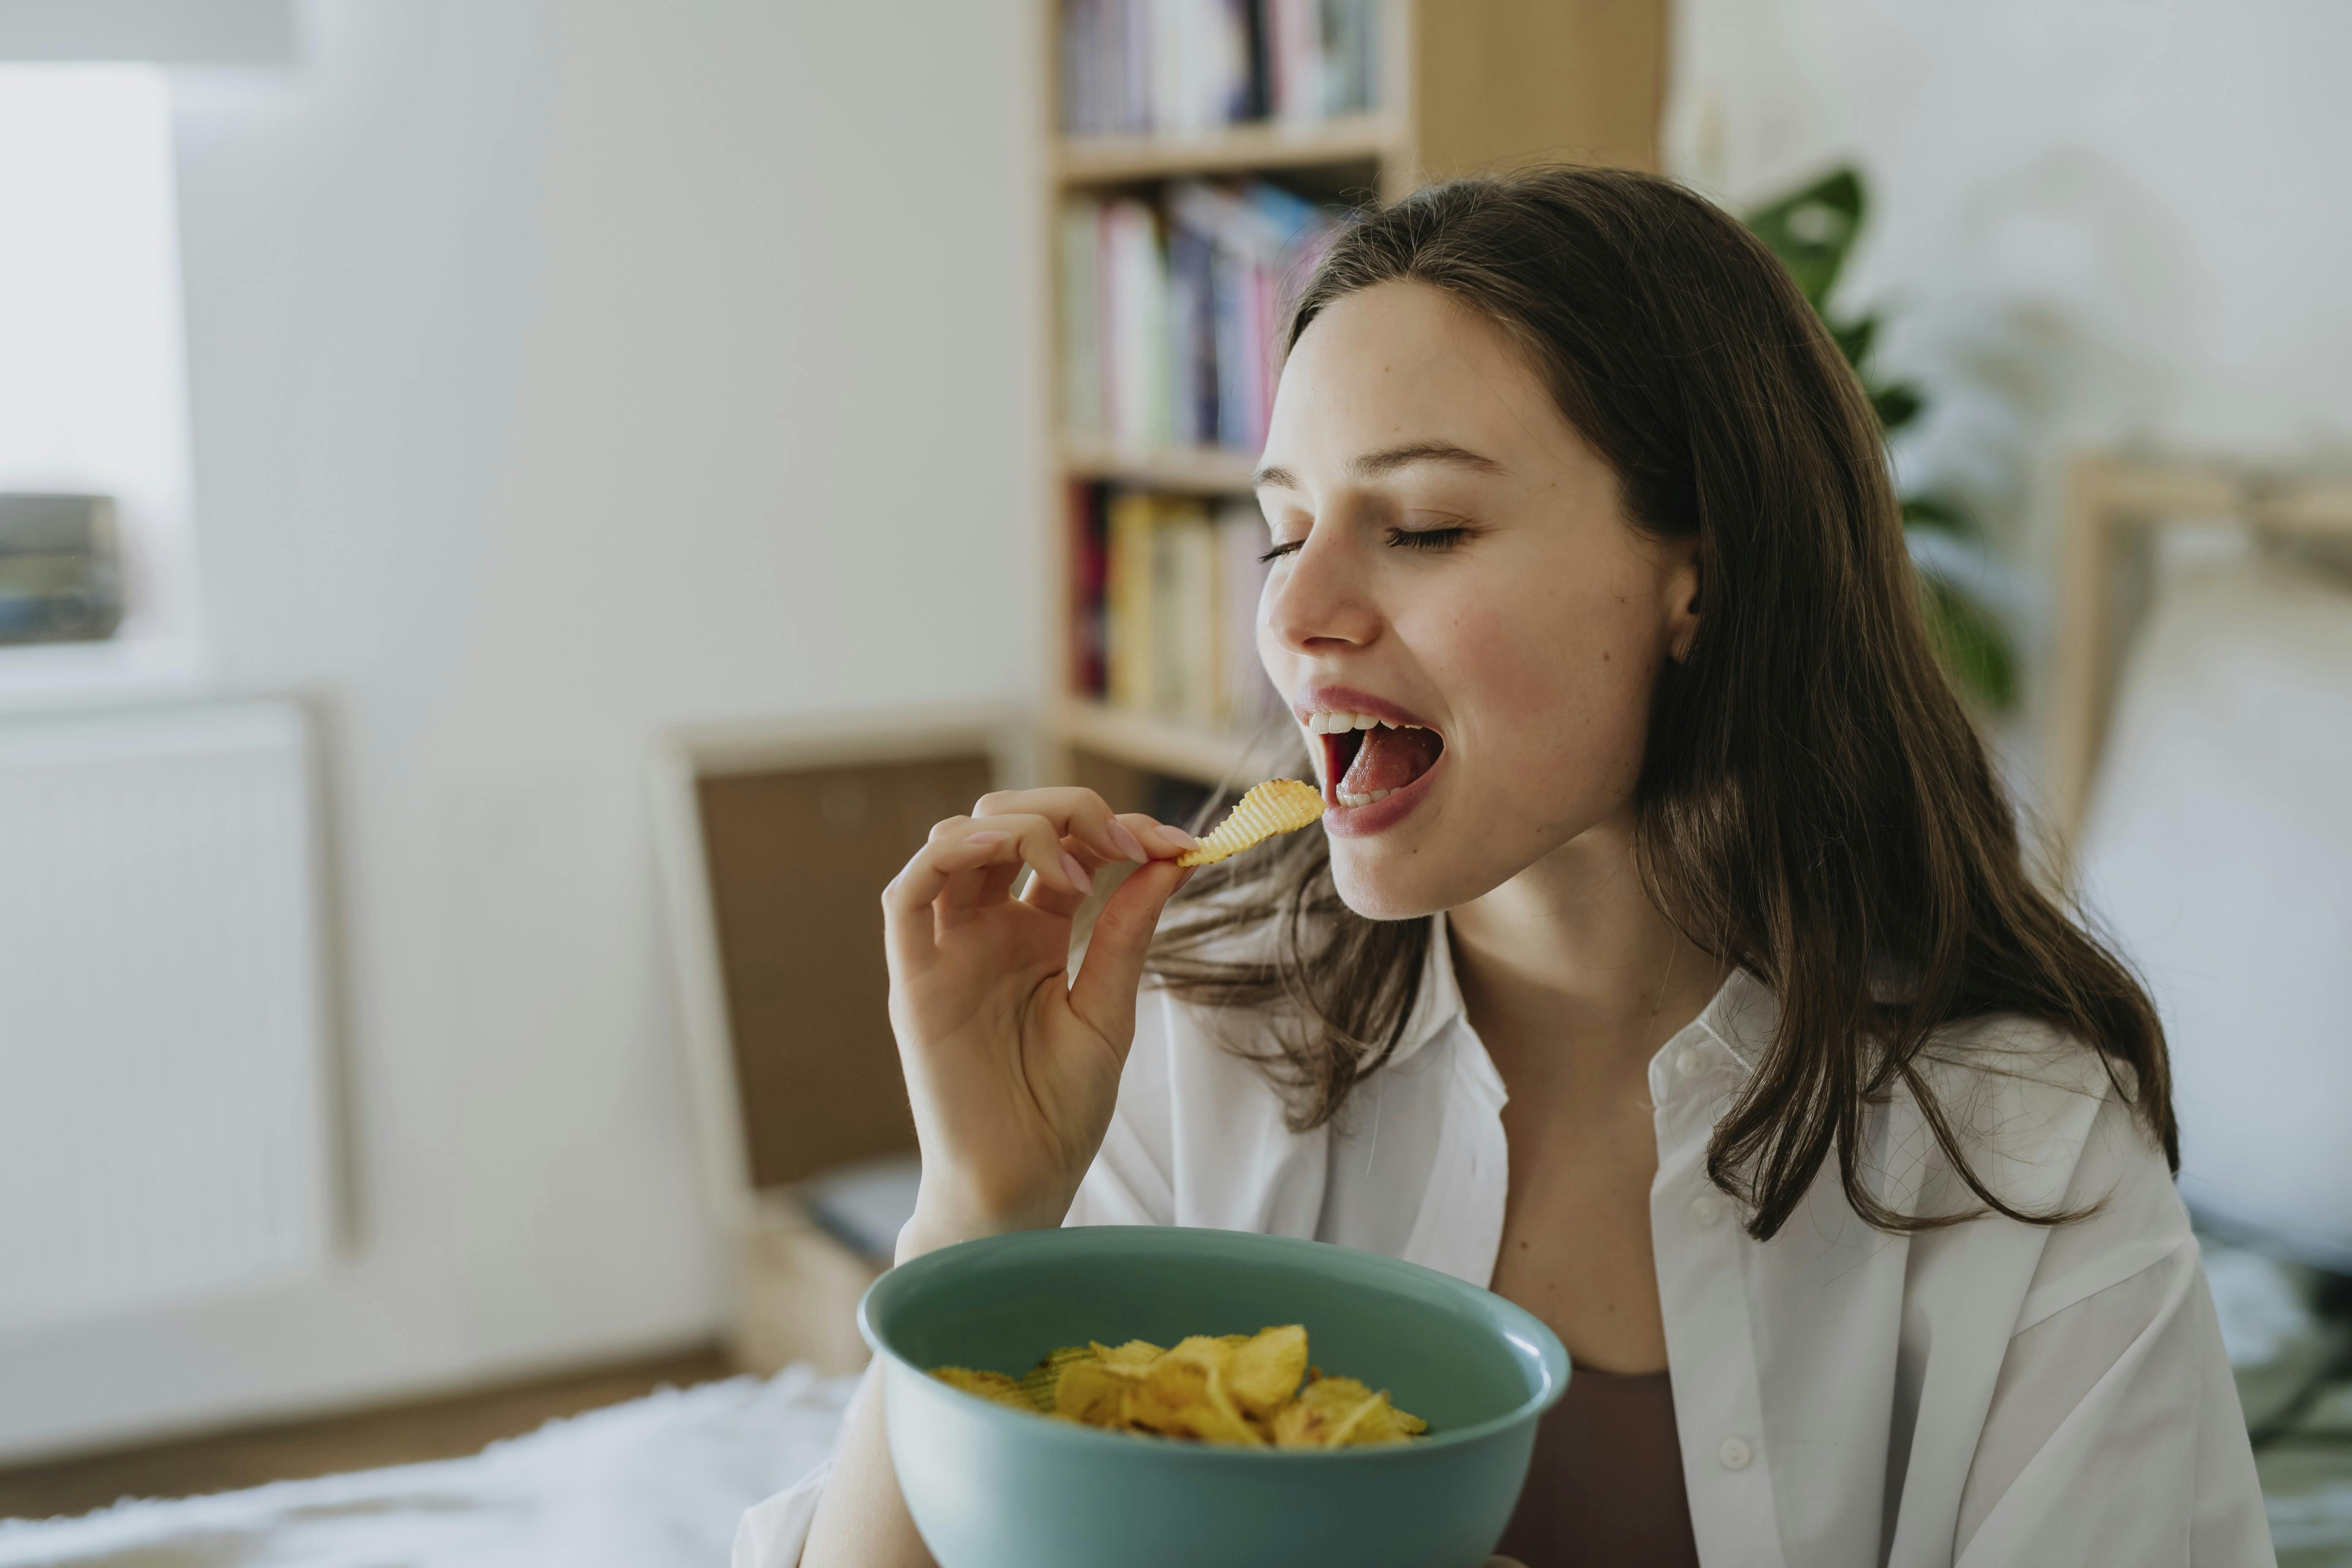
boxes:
[1084,484,1281,734]
[1069,482,1110,696]
[1059,0,1384,138]
[1061,180,1343,453]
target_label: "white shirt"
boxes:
[737,912,2273,1568]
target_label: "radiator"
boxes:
[0,700,333,1332]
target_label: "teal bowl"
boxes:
[859,1225,1569,1568]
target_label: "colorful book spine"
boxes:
[1059,201,1104,436]
[1100,199,1171,448]
[1063,179,1338,458]
[1070,483,1111,696]
[1105,489,1160,711]
[1083,489,1279,731]
[1059,0,1381,136]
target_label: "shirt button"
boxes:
[1675,1045,1708,1080]
[1718,1436,1753,1470]
[1688,1193,1725,1230]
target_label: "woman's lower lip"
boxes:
[1322,749,1446,838]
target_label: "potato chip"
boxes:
[1091,1338,1167,1372]
[929,1366,1034,1411]
[1227,1324,1308,1417]
[929,1324,1421,1448]
[1054,1358,1141,1424]
[1327,1390,1410,1447]
[1021,1343,1098,1412]
[1271,1374,1368,1448]
[1176,779,1324,866]
[1127,1344,1264,1446]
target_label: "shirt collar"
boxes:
[1381,912,1467,1072]
[1386,910,1778,1076]
[1691,965,1778,1072]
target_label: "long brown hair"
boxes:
[1146,165,2173,1243]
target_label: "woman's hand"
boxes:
[882,786,1195,1258]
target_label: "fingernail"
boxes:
[1059,850,1092,891]
[1155,824,1197,852]
[966,831,1008,847]
[1106,819,1147,863]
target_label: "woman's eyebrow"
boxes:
[1252,441,1506,491]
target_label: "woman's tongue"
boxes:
[1339,725,1443,798]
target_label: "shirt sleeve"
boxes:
[1948,1081,2274,1568]
[732,1462,829,1568]
[1063,984,1178,1227]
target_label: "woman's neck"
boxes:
[1445,817,1727,1073]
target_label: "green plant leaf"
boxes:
[1920,573,2017,710]
[1870,381,1923,434]
[1900,493,1978,539]
[1747,168,1865,311]
[1830,316,1878,373]
[1752,168,2014,711]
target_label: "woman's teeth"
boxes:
[1306,710,1436,808]
[1303,711,1425,734]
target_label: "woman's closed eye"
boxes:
[1386,524,1471,551]
[1258,524,1472,564]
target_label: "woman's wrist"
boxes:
[895,1190,1069,1266]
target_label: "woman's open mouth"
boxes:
[1301,702,1447,836]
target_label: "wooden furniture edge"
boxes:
[1054,113,1404,184]
[2044,456,2352,872]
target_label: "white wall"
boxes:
[0,0,1040,1460]
[1666,0,2352,730]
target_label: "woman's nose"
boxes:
[1264,533,1380,654]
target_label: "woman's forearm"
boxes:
[798,1362,934,1568]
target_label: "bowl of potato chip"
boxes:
[860,1224,1569,1568]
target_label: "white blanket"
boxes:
[0,1367,858,1568]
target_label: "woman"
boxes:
[749,167,2269,1567]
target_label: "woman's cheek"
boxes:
[1433,594,1655,807]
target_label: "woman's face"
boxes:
[1255,280,1699,920]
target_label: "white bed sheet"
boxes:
[0,1366,857,1568]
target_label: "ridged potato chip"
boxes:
[1177,779,1325,867]
[1020,1342,1097,1412]
[929,1324,1422,1449]
[930,1366,1034,1412]
[1227,1322,1308,1417]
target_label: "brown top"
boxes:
[1493,1367,1701,1568]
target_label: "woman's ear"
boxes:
[1664,541,1702,663]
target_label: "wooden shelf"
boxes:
[1059,439,1260,494]
[1055,699,1257,787]
[1055,114,1400,185]
[1039,0,1665,792]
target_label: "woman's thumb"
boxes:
[1066,858,1189,1037]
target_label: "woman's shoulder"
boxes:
[1900,1011,2175,1227]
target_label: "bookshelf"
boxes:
[1058,113,1402,185]
[1039,0,1666,811]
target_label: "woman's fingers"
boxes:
[1066,858,1195,1041]
[883,799,1200,971]
[971,787,1155,869]
[1120,812,1198,858]
[1018,813,1200,916]
[884,817,1086,967]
